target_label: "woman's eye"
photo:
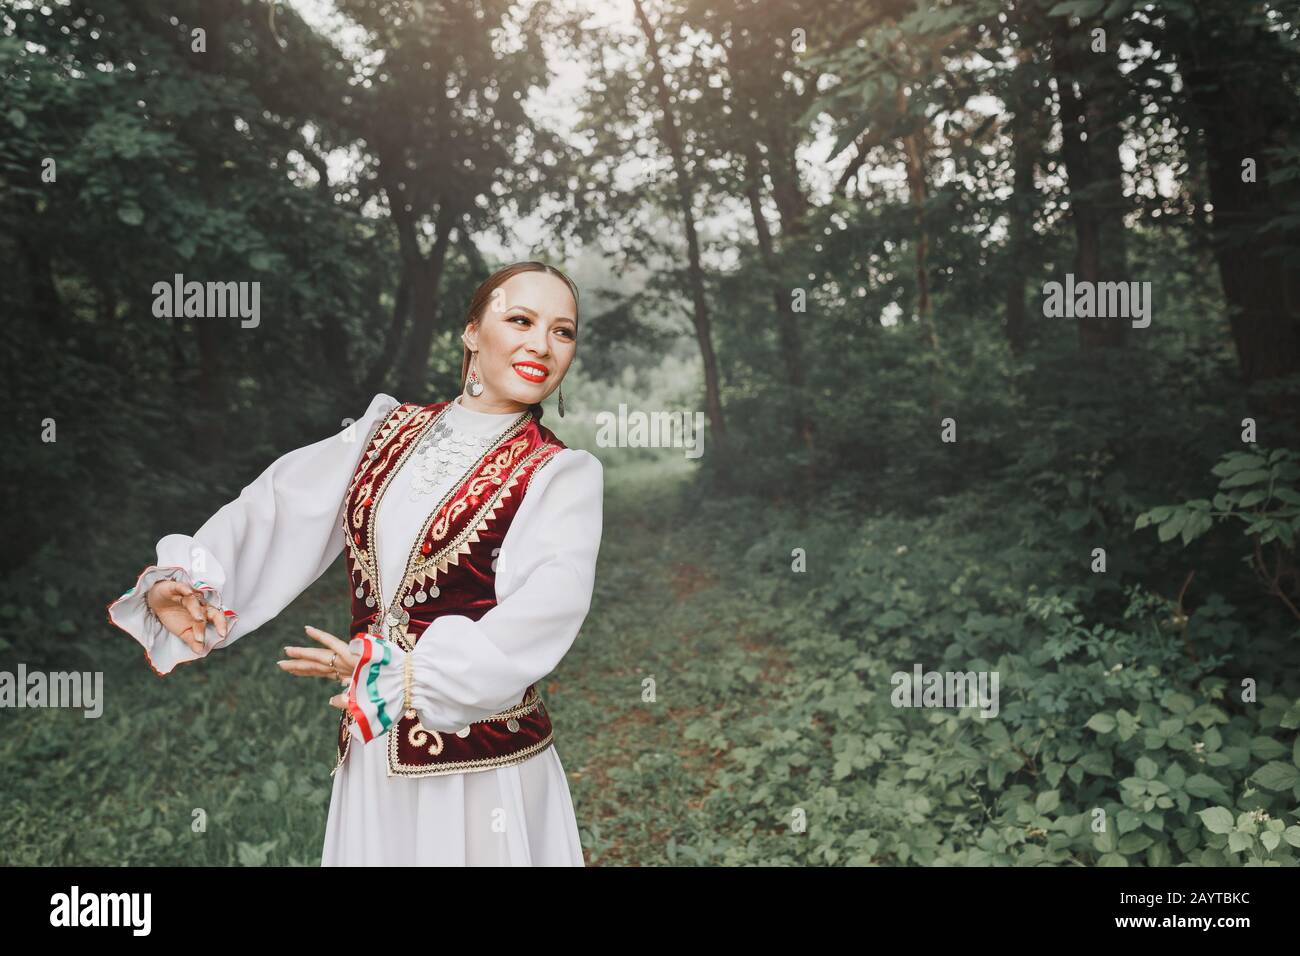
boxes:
[508,315,530,325]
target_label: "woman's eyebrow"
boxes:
[512,305,576,324]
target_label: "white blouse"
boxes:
[108,393,603,866]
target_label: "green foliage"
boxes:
[1137,448,1300,622]
[4,0,1300,868]
[1137,448,1300,550]
[660,482,1300,866]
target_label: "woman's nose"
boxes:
[525,328,550,356]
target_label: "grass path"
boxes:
[558,459,796,864]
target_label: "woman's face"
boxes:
[464,271,578,413]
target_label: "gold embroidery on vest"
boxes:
[375,411,533,643]
[347,403,418,497]
[385,688,554,779]
[386,731,555,778]
[407,721,445,756]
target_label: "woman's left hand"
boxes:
[277,625,357,712]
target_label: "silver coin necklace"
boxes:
[407,414,510,501]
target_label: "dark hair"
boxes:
[459,261,581,415]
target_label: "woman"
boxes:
[106,261,603,866]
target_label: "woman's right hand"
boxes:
[145,579,230,654]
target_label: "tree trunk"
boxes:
[744,173,815,469]
[397,204,455,398]
[1050,16,1128,351]
[1005,50,1040,357]
[1166,5,1300,432]
[632,0,727,443]
[22,238,62,337]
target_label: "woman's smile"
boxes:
[512,360,549,383]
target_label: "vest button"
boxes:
[456,726,472,738]
[506,718,520,733]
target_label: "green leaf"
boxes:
[1086,712,1117,734]
[1198,806,1234,834]
[1036,790,1060,814]
[1212,453,1262,477]
[1252,736,1288,760]
[1157,511,1187,542]
[1134,756,1158,780]
[1118,832,1153,853]
[1237,489,1268,508]
[117,204,145,226]
[1227,831,1252,853]
[1251,761,1300,792]
[1283,826,1300,848]
[1282,698,1300,730]
[1221,468,1270,488]
[1079,751,1114,777]
[1185,773,1229,800]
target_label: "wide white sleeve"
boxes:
[107,392,401,676]
[344,448,603,740]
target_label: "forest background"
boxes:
[2,0,1300,865]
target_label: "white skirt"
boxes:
[321,736,586,866]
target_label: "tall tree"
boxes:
[1048,8,1131,350]
[1159,0,1300,429]
[632,0,728,441]
[332,0,568,398]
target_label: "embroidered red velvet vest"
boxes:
[331,399,566,778]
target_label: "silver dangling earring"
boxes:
[466,354,484,397]
[557,383,565,417]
